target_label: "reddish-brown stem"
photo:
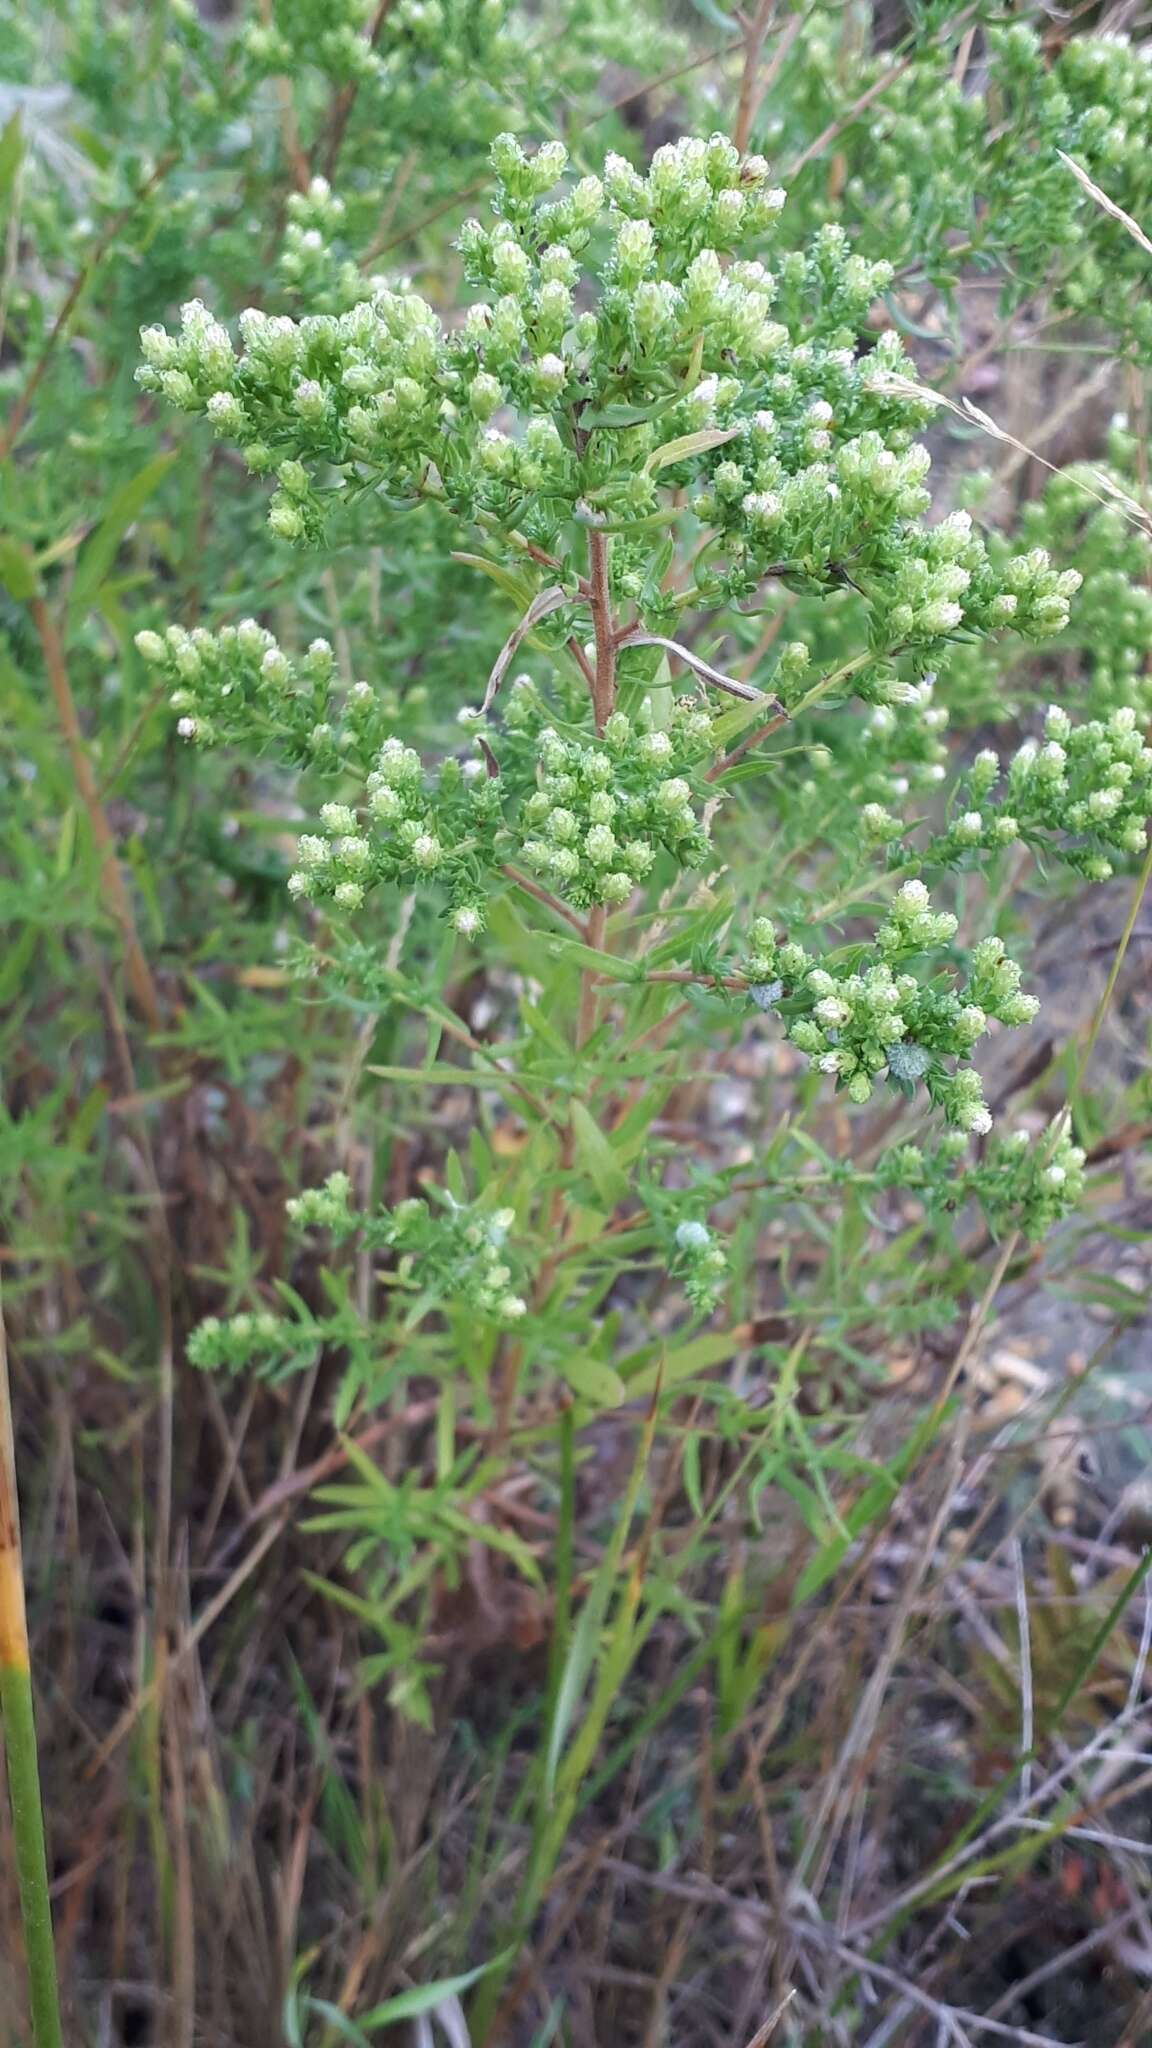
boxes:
[575,530,619,1042]
[705,711,787,782]
[566,636,596,692]
[577,907,608,1048]
[30,597,162,1033]
[502,865,586,934]
[732,0,778,156]
[586,528,616,736]
[633,969,750,990]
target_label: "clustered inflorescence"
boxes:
[133,121,1129,1264]
[927,705,1152,881]
[286,1172,531,1322]
[802,21,1152,359]
[189,1173,534,1377]
[743,893,1038,1132]
[137,130,1078,678]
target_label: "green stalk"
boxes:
[0,1291,63,2048]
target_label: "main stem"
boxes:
[586,526,616,739]
[0,1293,63,2048]
[578,528,616,1040]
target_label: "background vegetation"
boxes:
[2,3,1152,2044]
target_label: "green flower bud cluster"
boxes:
[508,685,717,910]
[135,135,783,539]
[930,706,1152,881]
[187,1307,312,1379]
[286,1169,357,1234]
[134,619,387,768]
[187,1175,533,1380]
[925,462,1145,735]
[746,888,1037,1131]
[794,20,1152,356]
[137,286,448,523]
[289,734,502,927]
[278,176,368,314]
[1042,31,1152,350]
[370,1192,529,1326]
[241,0,386,88]
[1011,463,1152,722]
[869,1121,1086,1240]
[698,411,1077,662]
[855,676,950,815]
[284,1173,532,1322]
[867,520,1080,659]
[138,132,1084,701]
[965,1120,1088,1242]
[670,1218,728,1315]
[288,1171,531,1321]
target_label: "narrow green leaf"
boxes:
[557,1355,627,1408]
[303,2000,374,2046]
[645,424,742,473]
[0,113,23,206]
[621,1330,735,1392]
[358,1954,509,2027]
[792,1398,951,1604]
[569,1101,630,1207]
[451,550,537,608]
[0,536,39,600]
[69,452,175,616]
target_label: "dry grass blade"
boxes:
[616,629,770,702]
[743,1988,798,2046]
[1057,148,1152,258]
[872,371,1152,533]
[481,585,571,712]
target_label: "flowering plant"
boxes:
[6,7,1152,2038]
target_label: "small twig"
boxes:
[799,1929,1082,2048]
[0,127,24,366]
[733,0,778,155]
[784,4,978,179]
[318,0,394,182]
[577,907,608,1047]
[257,0,309,192]
[742,1987,797,2047]
[503,865,586,934]
[86,1513,289,1777]
[626,968,749,991]
[1072,831,1152,1091]
[706,710,787,781]
[784,54,915,179]
[1011,1538,1034,1803]
[566,636,596,693]
[320,565,355,684]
